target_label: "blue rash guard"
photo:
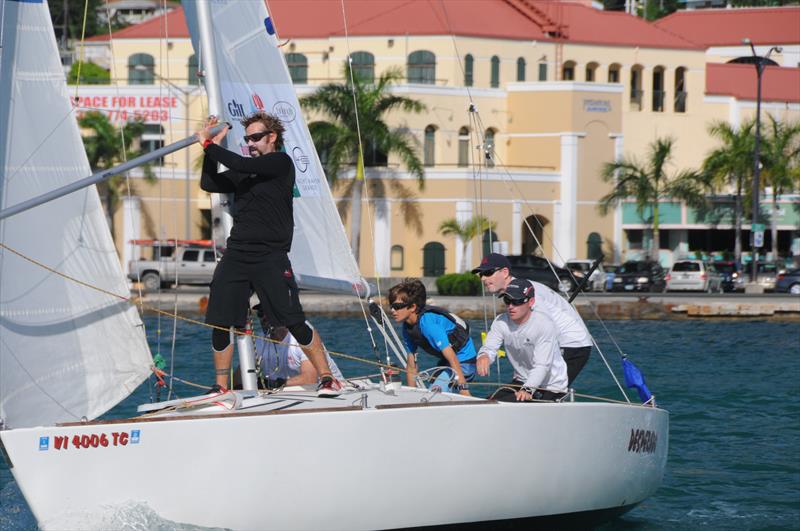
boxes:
[402,312,477,364]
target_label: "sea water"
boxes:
[1,317,799,530]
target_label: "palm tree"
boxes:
[79,111,153,238]
[438,215,497,273]
[301,62,426,262]
[599,137,709,259]
[761,115,800,259]
[703,120,755,266]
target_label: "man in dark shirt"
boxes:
[196,112,342,397]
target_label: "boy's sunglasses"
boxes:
[501,295,530,306]
[390,302,412,311]
[243,131,270,143]
[478,268,500,278]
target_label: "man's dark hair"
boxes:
[241,111,286,151]
[388,278,427,313]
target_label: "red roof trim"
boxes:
[705,63,800,103]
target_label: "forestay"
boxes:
[0,0,151,429]
[182,0,367,296]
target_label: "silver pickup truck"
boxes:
[128,246,220,291]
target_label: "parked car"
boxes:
[505,255,578,295]
[665,260,723,293]
[610,260,666,293]
[714,261,745,292]
[564,259,606,292]
[775,268,800,295]
[755,262,779,291]
[129,245,220,291]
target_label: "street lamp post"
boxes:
[742,39,782,284]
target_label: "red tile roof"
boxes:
[705,63,800,103]
[86,1,698,49]
[655,7,800,47]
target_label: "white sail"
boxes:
[181,1,368,296]
[0,0,152,429]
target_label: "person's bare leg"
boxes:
[213,344,233,388]
[299,329,332,378]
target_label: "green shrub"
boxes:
[68,61,110,85]
[435,273,480,296]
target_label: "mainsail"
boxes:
[181,1,367,296]
[0,0,152,429]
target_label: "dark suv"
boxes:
[714,261,745,292]
[610,260,666,293]
[505,255,578,294]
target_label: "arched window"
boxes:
[585,62,598,82]
[482,229,499,257]
[351,51,374,83]
[484,128,496,168]
[674,67,687,113]
[562,60,576,81]
[652,66,665,112]
[128,53,154,84]
[587,232,603,261]
[187,54,199,85]
[424,125,436,167]
[464,54,474,87]
[408,50,436,84]
[458,126,470,167]
[285,53,308,83]
[390,245,404,271]
[630,64,643,111]
[608,63,621,83]
[516,57,526,82]
[422,242,445,277]
[490,56,500,88]
[522,215,549,256]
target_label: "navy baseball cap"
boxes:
[471,253,511,274]
[499,279,535,302]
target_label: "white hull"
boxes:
[1,386,668,530]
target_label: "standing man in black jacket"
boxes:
[196,112,342,397]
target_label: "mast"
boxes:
[196,0,233,247]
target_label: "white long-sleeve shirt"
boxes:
[527,280,592,349]
[478,308,568,393]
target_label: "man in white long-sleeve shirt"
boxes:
[472,253,592,384]
[476,280,568,402]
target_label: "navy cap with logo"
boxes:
[470,253,512,274]
[498,279,535,304]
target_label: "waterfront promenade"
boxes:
[133,288,800,320]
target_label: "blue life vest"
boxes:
[403,306,471,361]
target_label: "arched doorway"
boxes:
[422,242,445,277]
[522,215,549,256]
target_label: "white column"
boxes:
[122,196,142,279]
[455,201,473,273]
[373,199,391,277]
[612,133,624,263]
[558,134,580,263]
[512,201,522,255]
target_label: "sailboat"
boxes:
[0,1,668,529]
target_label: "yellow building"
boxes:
[78,1,800,276]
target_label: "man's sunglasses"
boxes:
[390,301,412,311]
[243,131,271,143]
[478,268,500,278]
[501,295,530,306]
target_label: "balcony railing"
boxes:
[652,90,665,112]
[630,89,643,111]
[674,91,687,113]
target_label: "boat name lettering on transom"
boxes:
[628,429,657,454]
[37,430,141,451]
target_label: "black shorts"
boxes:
[205,249,306,329]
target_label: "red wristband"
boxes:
[203,139,213,149]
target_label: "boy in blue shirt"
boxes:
[388,279,475,396]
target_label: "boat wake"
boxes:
[39,500,228,531]
[0,480,35,531]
